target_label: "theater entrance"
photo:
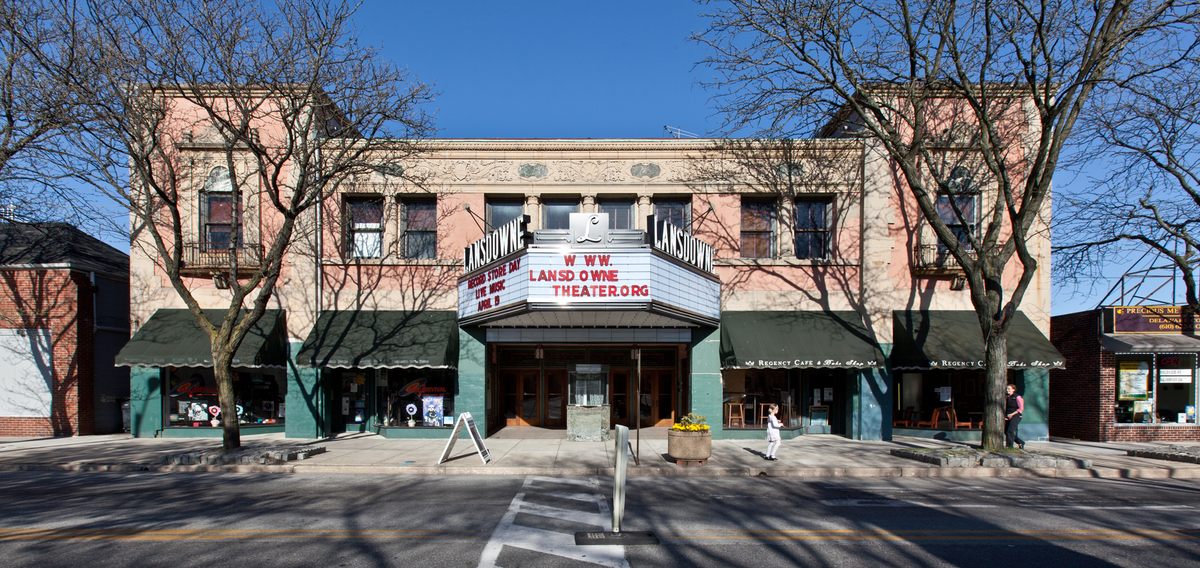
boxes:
[489,345,686,433]
[610,368,677,428]
[498,369,567,428]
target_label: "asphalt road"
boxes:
[0,471,1197,567]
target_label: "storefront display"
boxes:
[722,369,804,430]
[165,368,284,428]
[375,370,455,428]
[1113,353,1198,423]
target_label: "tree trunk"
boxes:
[982,330,1008,451]
[213,352,241,451]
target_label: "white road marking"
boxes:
[478,476,628,568]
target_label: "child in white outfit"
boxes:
[765,404,781,461]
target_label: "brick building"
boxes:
[1051,307,1200,442]
[122,88,1061,442]
[0,223,129,436]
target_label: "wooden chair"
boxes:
[915,407,942,428]
[725,402,745,428]
[947,407,972,430]
[893,407,915,428]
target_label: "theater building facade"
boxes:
[121,99,1060,441]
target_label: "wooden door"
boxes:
[609,369,631,427]
[638,369,676,427]
[502,369,541,427]
[544,370,567,428]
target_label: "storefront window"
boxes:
[166,368,285,428]
[375,369,455,427]
[722,369,800,429]
[894,370,1002,429]
[1115,353,1197,424]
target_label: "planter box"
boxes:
[667,430,712,464]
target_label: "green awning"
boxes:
[115,309,287,368]
[298,310,458,369]
[720,311,883,369]
[890,311,1064,370]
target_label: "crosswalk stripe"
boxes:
[478,476,628,568]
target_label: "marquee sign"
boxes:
[463,215,529,274]
[647,215,714,274]
[458,248,720,323]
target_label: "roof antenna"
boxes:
[663,125,698,139]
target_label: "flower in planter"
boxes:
[671,412,710,432]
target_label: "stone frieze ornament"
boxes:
[414,159,689,184]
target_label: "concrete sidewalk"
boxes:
[2,432,1199,479]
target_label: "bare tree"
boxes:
[53,0,431,450]
[1056,54,1200,323]
[698,0,1198,449]
[0,1,89,224]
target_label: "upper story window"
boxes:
[542,198,578,230]
[740,197,776,258]
[936,167,979,252]
[598,198,634,230]
[401,198,436,259]
[654,197,691,229]
[486,197,523,230]
[201,167,240,251]
[345,195,384,259]
[794,197,831,260]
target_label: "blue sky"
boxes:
[355,1,721,138]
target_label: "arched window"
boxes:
[935,166,979,252]
[200,167,240,250]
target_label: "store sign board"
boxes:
[1110,305,1189,334]
[1159,368,1194,384]
[925,358,1063,369]
[457,248,720,321]
[438,412,491,465]
[647,215,715,274]
[463,215,529,274]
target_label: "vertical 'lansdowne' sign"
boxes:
[646,215,714,274]
[464,215,529,274]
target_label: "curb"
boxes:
[4,461,1197,479]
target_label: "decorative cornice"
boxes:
[393,138,864,152]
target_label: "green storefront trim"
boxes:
[286,340,327,439]
[128,367,162,438]
[377,426,457,439]
[456,327,488,437]
[690,325,727,439]
[160,424,286,438]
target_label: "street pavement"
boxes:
[2,430,1200,479]
[0,471,1197,567]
